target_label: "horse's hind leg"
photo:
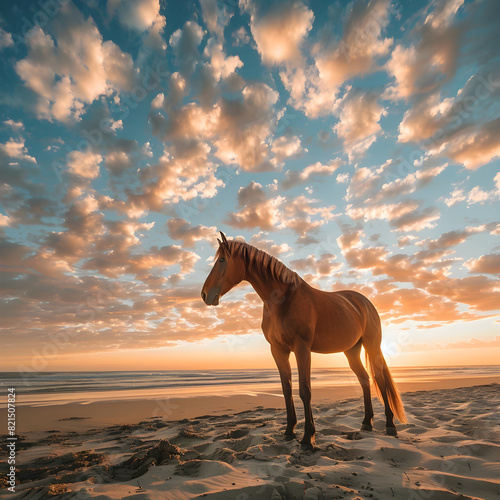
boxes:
[344,339,374,431]
[367,348,396,435]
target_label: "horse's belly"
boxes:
[310,339,357,354]
[310,322,362,353]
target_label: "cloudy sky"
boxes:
[0,0,499,371]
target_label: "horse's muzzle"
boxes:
[201,289,220,306]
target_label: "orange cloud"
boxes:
[464,254,500,275]
[0,137,36,163]
[167,218,217,248]
[385,0,462,100]
[443,336,500,350]
[279,159,343,190]
[151,82,280,174]
[15,2,135,122]
[200,0,232,40]
[388,3,500,171]
[333,89,386,160]
[226,182,336,244]
[66,150,103,179]
[226,182,283,231]
[314,0,392,87]
[248,232,292,256]
[290,253,341,277]
[109,0,163,32]
[242,0,314,66]
[336,225,364,252]
[271,135,305,164]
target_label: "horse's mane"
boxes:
[216,240,302,287]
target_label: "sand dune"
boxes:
[2,384,499,499]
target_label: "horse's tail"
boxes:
[365,348,407,424]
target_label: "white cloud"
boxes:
[242,0,314,65]
[347,199,440,232]
[0,213,12,226]
[200,0,233,40]
[3,119,24,132]
[0,27,13,49]
[314,0,392,87]
[125,140,223,215]
[169,21,206,77]
[373,162,448,202]
[232,26,251,46]
[445,172,500,207]
[424,0,465,30]
[290,253,341,277]
[444,187,466,207]
[464,253,500,275]
[280,159,343,190]
[15,3,135,122]
[214,83,280,171]
[227,182,336,244]
[385,0,463,100]
[66,150,103,179]
[289,0,392,118]
[271,135,304,163]
[336,172,349,184]
[167,218,217,247]
[204,38,244,80]
[334,89,386,161]
[248,232,292,256]
[109,0,162,31]
[0,137,37,163]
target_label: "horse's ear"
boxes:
[217,238,228,256]
[219,231,231,255]
[217,231,231,256]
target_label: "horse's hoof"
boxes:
[300,442,314,452]
[385,426,398,437]
[361,423,373,432]
[284,432,296,441]
[344,431,362,440]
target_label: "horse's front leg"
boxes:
[271,344,297,439]
[294,341,315,451]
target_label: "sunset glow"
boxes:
[1,0,499,371]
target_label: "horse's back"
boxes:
[335,289,379,318]
[265,284,381,353]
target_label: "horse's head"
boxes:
[201,232,244,306]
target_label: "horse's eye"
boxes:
[219,257,225,263]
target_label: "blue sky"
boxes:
[0,0,499,370]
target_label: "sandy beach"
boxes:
[1,380,499,499]
[3,0,500,496]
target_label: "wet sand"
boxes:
[4,375,500,434]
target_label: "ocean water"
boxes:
[0,366,498,407]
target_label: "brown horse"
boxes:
[201,232,406,450]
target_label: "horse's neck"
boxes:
[244,262,295,305]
